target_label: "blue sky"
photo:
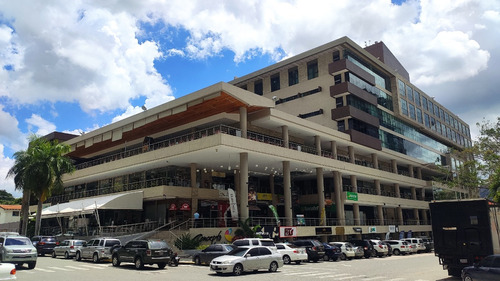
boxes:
[1,0,499,197]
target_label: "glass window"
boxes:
[334,74,341,85]
[337,120,345,131]
[336,97,343,108]
[288,67,299,86]
[254,80,263,96]
[333,50,340,61]
[398,79,405,97]
[422,96,428,111]
[445,112,450,124]
[424,113,430,128]
[406,85,413,102]
[414,91,421,106]
[307,60,318,80]
[416,108,423,124]
[436,121,442,134]
[400,98,408,116]
[428,100,433,113]
[409,104,416,120]
[431,117,436,131]
[433,104,439,116]
[439,108,445,120]
[270,74,280,92]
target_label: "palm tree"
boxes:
[7,135,74,236]
[7,147,33,235]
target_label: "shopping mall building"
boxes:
[40,36,471,241]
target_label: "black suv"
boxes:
[322,242,342,261]
[111,239,172,269]
[291,240,325,262]
[348,240,376,258]
[31,236,58,256]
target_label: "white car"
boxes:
[402,238,426,253]
[210,246,283,276]
[0,263,16,280]
[275,243,308,264]
[383,240,411,255]
[369,239,389,257]
[330,242,356,260]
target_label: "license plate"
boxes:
[460,259,468,263]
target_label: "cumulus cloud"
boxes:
[0,144,20,198]
[25,114,57,136]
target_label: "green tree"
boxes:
[6,135,74,236]
[474,118,500,201]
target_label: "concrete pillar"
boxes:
[391,159,398,174]
[333,171,344,225]
[239,107,247,139]
[270,175,278,206]
[377,205,384,225]
[409,165,414,178]
[420,188,426,200]
[283,161,293,226]
[235,170,240,206]
[190,163,198,217]
[416,167,422,179]
[413,208,420,225]
[282,125,289,148]
[395,183,400,198]
[348,146,355,164]
[421,209,428,225]
[375,180,381,196]
[353,204,360,226]
[371,153,379,169]
[239,153,249,221]
[397,206,404,225]
[317,168,326,226]
[411,186,417,200]
[331,141,337,159]
[350,175,357,193]
[315,135,321,156]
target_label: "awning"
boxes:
[41,191,143,218]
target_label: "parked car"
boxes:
[275,243,308,264]
[291,240,325,262]
[383,240,411,255]
[0,232,37,269]
[402,238,426,253]
[330,242,356,260]
[111,239,172,269]
[31,235,58,257]
[461,254,500,281]
[322,243,342,261]
[193,244,236,265]
[75,237,121,263]
[51,239,86,259]
[348,240,376,258]
[369,239,388,257]
[232,238,277,252]
[420,237,434,253]
[209,246,283,276]
[0,263,16,280]
[380,241,393,256]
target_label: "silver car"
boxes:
[0,233,37,269]
[210,246,283,276]
[52,239,86,259]
[76,237,121,263]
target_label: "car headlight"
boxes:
[221,260,232,265]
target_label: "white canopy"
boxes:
[41,191,143,218]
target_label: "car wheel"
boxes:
[157,262,166,269]
[28,261,36,269]
[93,253,100,263]
[269,261,278,272]
[295,260,301,264]
[52,251,56,258]
[393,249,400,255]
[135,257,144,270]
[282,255,291,264]
[340,253,347,260]
[194,256,201,265]
[75,251,81,261]
[233,263,243,276]
[112,255,120,267]
[463,273,473,281]
[323,254,330,261]
[64,252,70,259]
[313,258,319,263]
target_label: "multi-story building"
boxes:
[41,36,471,241]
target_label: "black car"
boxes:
[192,244,236,265]
[31,236,58,256]
[462,254,500,281]
[291,240,325,262]
[348,240,376,258]
[111,239,172,269]
[322,243,342,261]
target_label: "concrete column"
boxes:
[375,180,381,196]
[391,159,398,174]
[395,183,400,198]
[413,208,420,225]
[315,135,321,156]
[371,153,379,169]
[420,209,428,225]
[283,161,293,226]
[348,146,355,164]
[409,165,414,178]
[239,152,249,221]
[377,205,384,225]
[333,171,344,225]
[353,204,360,226]
[397,206,404,225]
[190,163,198,217]
[317,168,326,226]
[420,188,426,200]
[331,141,337,159]
[282,125,289,148]
[239,107,247,139]
[235,170,240,206]
[270,175,278,206]
[350,175,357,193]
[416,167,422,179]
[411,186,417,200]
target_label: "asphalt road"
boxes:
[15,252,461,281]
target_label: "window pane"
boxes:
[288,67,298,86]
[307,60,318,80]
[270,74,280,92]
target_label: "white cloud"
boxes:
[25,114,56,137]
[0,144,21,198]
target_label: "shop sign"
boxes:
[180,203,190,211]
[369,226,376,233]
[257,193,273,201]
[315,227,332,235]
[279,226,297,238]
[347,192,358,201]
[168,203,177,210]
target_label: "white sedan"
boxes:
[210,246,283,276]
[0,263,16,280]
[275,243,308,264]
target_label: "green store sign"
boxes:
[347,192,358,201]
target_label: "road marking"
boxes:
[78,264,107,269]
[334,275,366,280]
[283,271,318,275]
[34,268,56,273]
[387,279,406,281]
[362,277,387,280]
[318,273,351,278]
[65,266,90,271]
[48,266,73,271]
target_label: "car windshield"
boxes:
[149,241,168,249]
[105,240,120,247]
[261,241,275,247]
[74,241,85,246]
[5,237,31,246]
[228,248,249,257]
[42,237,56,242]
